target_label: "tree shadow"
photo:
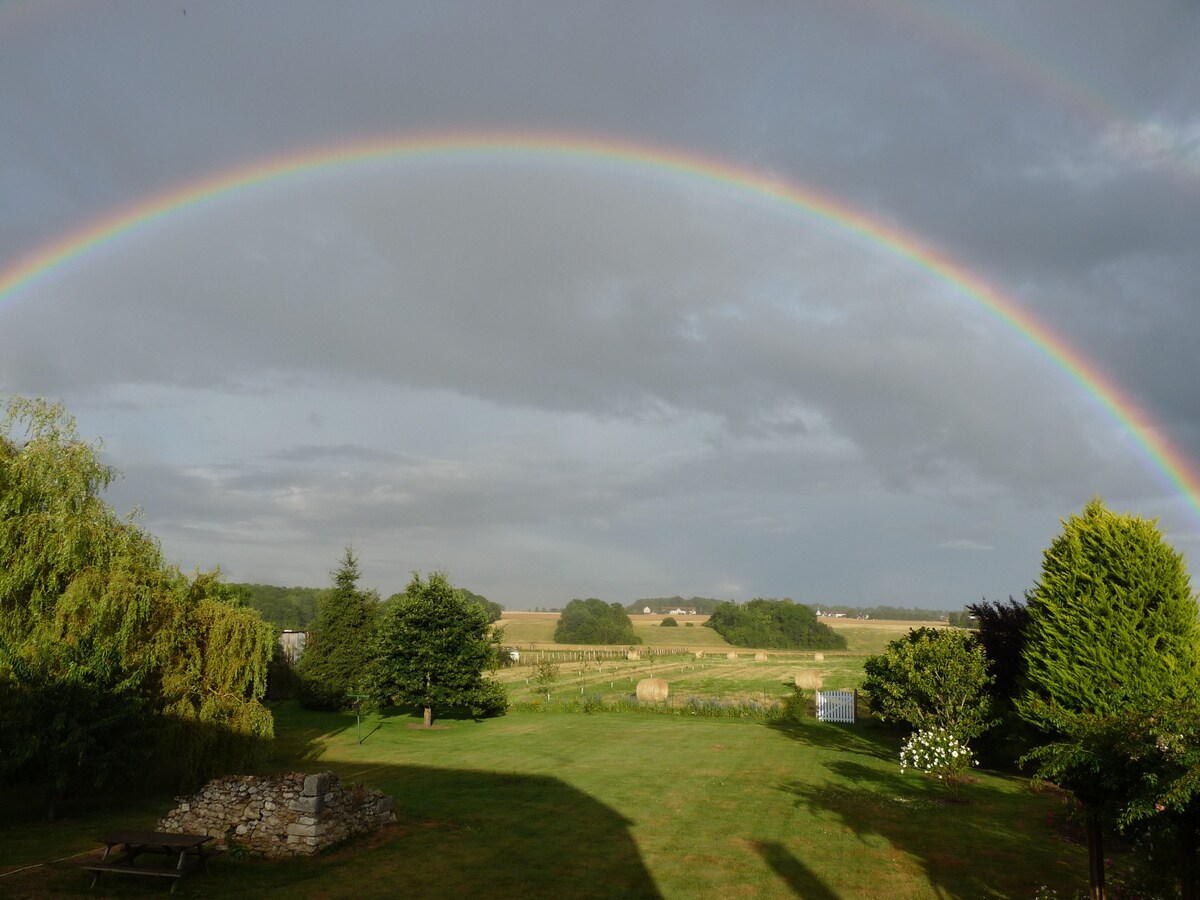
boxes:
[781,757,1084,897]
[751,840,839,899]
[764,718,898,761]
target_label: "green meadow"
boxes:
[0,617,1088,898]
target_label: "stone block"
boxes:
[303,773,335,797]
[289,795,322,814]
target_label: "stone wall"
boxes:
[158,772,395,857]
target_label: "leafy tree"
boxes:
[534,657,559,699]
[966,596,1030,715]
[1018,498,1200,900]
[370,572,506,727]
[297,548,379,710]
[0,397,273,814]
[861,627,995,742]
[660,616,679,627]
[235,582,329,630]
[554,599,641,645]
[704,599,846,650]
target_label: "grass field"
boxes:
[0,616,1091,898]
[0,705,1085,898]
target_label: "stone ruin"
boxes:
[158,772,395,858]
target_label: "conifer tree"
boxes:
[1019,498,1200,899]
[297,548,379,710]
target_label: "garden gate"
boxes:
[816,690,856,723]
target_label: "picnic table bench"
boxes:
[84,830,221,893]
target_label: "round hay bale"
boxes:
[636,678,669,703]
[694,651,704,659]
[754,652,768,662]
[814,652,825,662]
[795,669,824,690]
[726,651,738,660]
[626,651,641,661]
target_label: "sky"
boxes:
[2,2,1199,610]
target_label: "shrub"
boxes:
[900,726,977,798]
[661,616,679,627]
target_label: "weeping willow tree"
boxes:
[0,397,274,816]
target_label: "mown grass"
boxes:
[2,704,1086,899]
[4,617,1077,898]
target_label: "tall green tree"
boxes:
[370,571,506,727]
[1018,498,1200,900]
[0,397,274,814]
[297,548,379,710]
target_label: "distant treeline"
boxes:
[626,596,728,615]
[236,582,503,630]
[234,583,330,630]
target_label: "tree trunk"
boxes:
[1085,808,1105,900]
[423,706,432,728]
[1179,820,1198,900]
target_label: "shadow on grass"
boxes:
[782,757,1082,898]
[751,840,839,899]
[18,762,661,899]
[764,717,898,761]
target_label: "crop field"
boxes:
[493,614,947,703]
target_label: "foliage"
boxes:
[862,627,995,741]
[1018,498,1200,899]
[966,595,1030,712]
[660,616,678,627]
[297,548,379,710]
[0,397,274,811]
[533,658,559,698]
[704,598,846,650]
[234,582,329,630]
[554,598,641,645]
[385,585,503,623]
[900,726,978,799]
[370,571,507,725]
[1021,499,1200,723]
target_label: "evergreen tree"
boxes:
[370,571,506,727]
[1019,498,1200,899]
[297,548,379,710]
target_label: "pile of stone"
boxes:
[158,772,395,858]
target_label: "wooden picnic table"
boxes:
[84,830,218,893]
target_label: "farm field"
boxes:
[493,613,947,703]
[1,705,1085,899]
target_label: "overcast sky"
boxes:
[2,2,1198,609]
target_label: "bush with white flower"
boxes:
[900,726,977,797]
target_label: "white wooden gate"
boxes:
[816,689,856,723]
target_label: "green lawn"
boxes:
[1,704,1085,898]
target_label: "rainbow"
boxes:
[2,130,1198,518]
